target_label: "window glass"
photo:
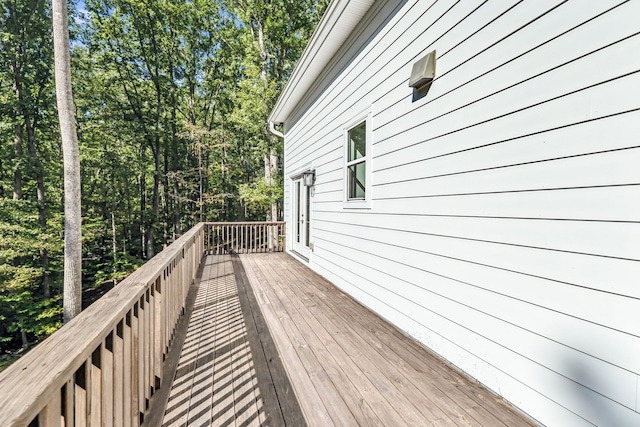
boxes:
[348,162,366,199]
[348,122,366,161]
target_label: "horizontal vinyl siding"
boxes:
[282,1,640,425]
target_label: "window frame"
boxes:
[343,107,373,209]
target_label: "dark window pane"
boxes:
[348,122,366,161]
[348,161,366,199]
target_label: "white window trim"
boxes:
[343,106,373,209]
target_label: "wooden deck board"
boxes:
[267,255,458,426]
[246,253,408,426]
[276,255,485,426]
[240,255,335,427]
[286,258,531,427]
[161,253,538,426]
[240,253,540,427]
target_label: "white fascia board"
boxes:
[269,0,375,125]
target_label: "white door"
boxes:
[292,177,311,258]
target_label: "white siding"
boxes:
[282,1,640,425]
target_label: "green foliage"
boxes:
[0,200,63,349]
[239,176,284,220]
[0,0,328,367]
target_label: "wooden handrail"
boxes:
[204,221,286,254]
[0,223,206,427]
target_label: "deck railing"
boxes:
[0,223,206,427]
[0,221,286,426]
[204,221,286,254]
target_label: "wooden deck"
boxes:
[160,253,539,426]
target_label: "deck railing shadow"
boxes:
[162,255,267,426]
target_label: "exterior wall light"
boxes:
[408,50,436,89]
[302,169,316,187]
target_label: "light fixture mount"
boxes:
[302,169,316,187]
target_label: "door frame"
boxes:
[291,174,312,259]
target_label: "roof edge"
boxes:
[269,0,376,125]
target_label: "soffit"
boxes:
[269,0,375,124]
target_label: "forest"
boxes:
[0,0,328,369]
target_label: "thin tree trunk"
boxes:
[20,330,28,350]
[257,21,278,221]
[270,151,278,221]
[111,210,117,260]
[25,123,50,299]
[162,139,170,244]
[13,124,23,200]
[198,147,204,222]
[12,61,50,297]
[139,171,146,259]
[146,148,160,259]
[52,0,82,323]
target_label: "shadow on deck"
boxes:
[157,253,539,427]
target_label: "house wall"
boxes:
[282,1,640,425]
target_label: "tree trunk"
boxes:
[139,172,146,259]
[13,124,23,200]
[11,56,51,298]
[20,330,28,350]
[198,146,205,222]
[111,210,118,265]
[25,122,50,299]
[52,0,82,323]
[269,151,278,221]
[162,138,170,245]
[146,148,160,259]
[257,21,279,221]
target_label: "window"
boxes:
[347,122,366,199]
[344,107,372,208]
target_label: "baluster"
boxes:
[114,321,124,426]
[90,345,102,426]
[123,312,132,427]
[239,224,243,253]
[132,302,141,426]
[38,387,61,427]
[74,361,88,427]
[101,334,114,427]
[253,225,257,253]
[140,288,151,413]
[154,277,162,394]
[63,379,74,427]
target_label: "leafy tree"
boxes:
[0,199,62,349]
[0,0,329,367]
[0,0,57,298]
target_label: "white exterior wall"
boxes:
[282,1,640,425]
